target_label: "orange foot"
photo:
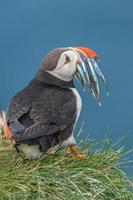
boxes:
[65,145,87,159]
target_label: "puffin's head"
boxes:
[41,47,108,105]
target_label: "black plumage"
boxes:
[6,69,76,153]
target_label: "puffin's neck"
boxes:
[35,68,75,88]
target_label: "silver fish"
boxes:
[86,58,100,103]
[77,63,87,86]
[80,58,91,87]
[91,58,109,95]
[75,71,84,87]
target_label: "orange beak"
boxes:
[74,46,97,58]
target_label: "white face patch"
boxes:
[48,50,78,81]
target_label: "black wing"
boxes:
[6,87,32,133]
[8,86,76,142]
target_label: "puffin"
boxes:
[1,46,108,159]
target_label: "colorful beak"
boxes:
[74,47,108,105]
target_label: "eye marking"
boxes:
[64,55,71,64]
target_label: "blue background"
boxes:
[0,1,133,173]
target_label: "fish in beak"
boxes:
[73,47,108,106]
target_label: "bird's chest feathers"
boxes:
[70,88,82,124]
[61,88,82,147]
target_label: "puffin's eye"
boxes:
[64,55,71,64]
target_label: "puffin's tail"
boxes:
[0,111,12,138]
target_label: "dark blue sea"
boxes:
[0,0,133,175]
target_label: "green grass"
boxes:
[0,128,133,200]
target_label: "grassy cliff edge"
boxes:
[0,129,133,200]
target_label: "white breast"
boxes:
[61,88,82,147]
[70,88,82,130]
